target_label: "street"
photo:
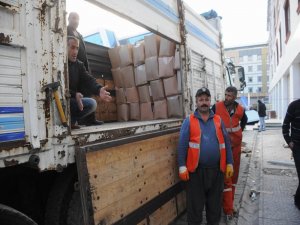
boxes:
[172,123,300,225]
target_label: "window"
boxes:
[257,87,262,93]
[257,54,262,61]
[230,57,235,63]
[297,0,300,14]
[248,66,253,72]
[239,56,243,62]
[248,87,253,93]
[248,77,253,83]
[279,26,282,57]
[284,0,291,42]
[258,76,262,82]
[248,55,253,61]
[257,65,262,71]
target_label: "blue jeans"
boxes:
[259,117,265,131]
[70,97,97,124]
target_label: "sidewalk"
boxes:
[238,128,300,225]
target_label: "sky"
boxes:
[66,0,269,48]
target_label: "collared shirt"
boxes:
[177,110,233,168]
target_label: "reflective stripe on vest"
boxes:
[186,114,227,173]
[223,188,232,192]
[226,125,241,133]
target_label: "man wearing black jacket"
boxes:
[282,99,300,209]
[68,36,111,129]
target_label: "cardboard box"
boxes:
[126,87,139,103]
[117,104,129,121]
[104,79,115,90]
[116,88,126,104]
[159,37,175,57]
[138,85,151,103]
[154,99,168,119]
[120,66,135,88]
[158,56,175,78]
[144,34,160,58]
[129,103,140,121]
[119,44,133,67]
[133,42,145,66]
[145,56,159,81]
[108,46,121,69]
[134,64,147,86]
[140,102,153,120]
[163,75,179,97]
[150,79,165,101]
[167,95,183,118]
[111,68,123,88]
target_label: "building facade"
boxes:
[225,44,269,108]
[267,0,300,119]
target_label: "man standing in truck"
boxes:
[68,36,112,129]
[67,12,89,72]
[212,86,248,222]
[178,87,233,225]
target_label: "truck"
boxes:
[0,0,226,224]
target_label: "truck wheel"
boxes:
[44,165,77,225]
[0,204,38,225]
[67,190,84,225]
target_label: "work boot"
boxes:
[71,123,81,129]
[78,113,104,126]
[225,214,234,225]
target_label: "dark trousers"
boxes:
[293,144,300,206]
[186,167,224,225]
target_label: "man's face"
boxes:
[196,94,211,113]
[68,13,79,30]
[224,91,236,106]
[68,39,79,62]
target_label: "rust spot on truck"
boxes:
[0,33,12,44]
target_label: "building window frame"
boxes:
[284,0,291,43]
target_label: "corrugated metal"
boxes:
[205,58,214,75]
[190,50,205,108]
[0,45,24,142]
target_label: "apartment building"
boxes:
[225,44,269,107]
[267,0,300,119]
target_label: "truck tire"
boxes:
[0,204,38,225]
[44,165,77,225]
[67,190,84,225]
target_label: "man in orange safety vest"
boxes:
[178,87,233,225]
[212,86,248,222]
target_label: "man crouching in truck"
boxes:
[177,87,233,225]
[68,36,112,129]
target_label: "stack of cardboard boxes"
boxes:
[108,34,182,122]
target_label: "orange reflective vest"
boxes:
[186,114,227,173]
[215,102,244,147]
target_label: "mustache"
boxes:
[200,104,209,107]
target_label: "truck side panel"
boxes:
[76,129,184,225]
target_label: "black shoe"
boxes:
[71,124,81,129]
[86,120,104,126]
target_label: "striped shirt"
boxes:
[282,99,300,145]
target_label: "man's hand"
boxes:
[226,164,234,179]
[99,85,112,102]
[179,166,189,181]
[289,141,294,150]
[76,92,83,111]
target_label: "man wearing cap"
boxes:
[212,86,247,222]
[178,87,233,225]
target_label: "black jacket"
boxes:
[68,60,101,98]
[282,99,300,145]
[258,101,266,117]
[67,26,89,71]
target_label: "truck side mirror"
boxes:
[238,67,245,83]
